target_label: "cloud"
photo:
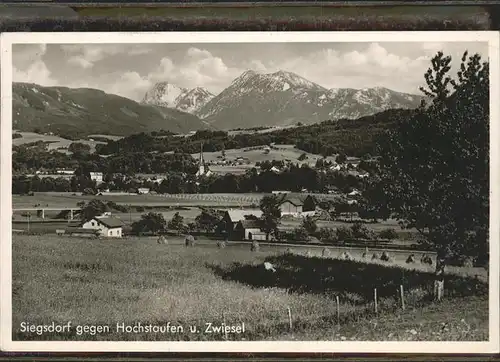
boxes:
[145,47,242,94]
[60,44,153,69]
[12,42,489,102]
[13,44,58,86]
[68,56,94,69]
[107,71,152,100]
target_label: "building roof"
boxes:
[225,209,262,223]
[276,193,312,206]
[280,198,304,207]
[238,219,262,229]
[87,217,124,228]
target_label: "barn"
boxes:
[279,198,304,215]
[276,194,317,216]
[219,209,263,237]
[81,216,124,238]
[234,220,266,241]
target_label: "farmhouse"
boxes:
[89,172,104,183]
[279,197,304,216]
[276,194,317,217]
[81,216,124,238]
[234,219,266,241]
[220,209,263,236]
[136,187,150,194]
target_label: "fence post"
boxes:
[223,311,228,340]
[374,288,378,315]
[287,306,293,331]
[400,284,405,310]
[336,295,340,327]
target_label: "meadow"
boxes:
[191,144,338,169]
[13,131,106,153]
[12,234,488,341]
[12,192,267,209]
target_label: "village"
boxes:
[13,141,377,249]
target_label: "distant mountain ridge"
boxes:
[141,82,215,114]
[194,70,425,129]
[13,82,209,139]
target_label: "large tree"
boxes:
[259,195,282,241]
[373,51,489,300]
[132,212,166,235]
[79,199,109,221]
[168,212,185,235]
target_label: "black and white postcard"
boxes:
[1,31,498,353]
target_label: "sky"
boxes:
[12,41,489,101]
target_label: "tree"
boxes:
[68,142,91,158]
[259,195,281,241]
[80,199,108,221]
[131,212,166,235]
[195,208,222,232]
[168,212,185,234]
[335,152,347,164]
[302,215,317,236]
[374,51,489,300]
[293,226,309,241]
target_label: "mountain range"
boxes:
[12,82,208,139]
[13,70,425,138]
[141,70,425,130]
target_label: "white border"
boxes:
[1,31,499,353]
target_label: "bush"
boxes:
[292,227,309,241]
[318,227,337,243]
[350,222,374,240]
[378,228,398,241]
[335,226,352,242]
[107,201,129,213]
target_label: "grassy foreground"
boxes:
[12,234,488,341]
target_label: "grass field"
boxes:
[12,234,488,341]
[13,132,106,153]
[13,192,267,209]
[192,144,337,169]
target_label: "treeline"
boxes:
[95,108,416,157]
[13,142,198,175]
[13,163,371,195]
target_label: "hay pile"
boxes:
[406,254,415,263]
[185,235,195,247]
[420,254,433,265]
[250,241,260,252]
[380,251,392,262]
[157,235,168,245]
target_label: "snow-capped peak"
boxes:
[142,82,187,108]
[142,82,214,114]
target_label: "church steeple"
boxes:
[196,142,207,177]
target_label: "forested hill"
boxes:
[96,108,417,157]
[13,82,209,139]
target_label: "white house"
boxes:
[90,172,104,184]
[81,216,124,238]
[136,188,150,194]
[56,169,75,175]
[348,189,361,197]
